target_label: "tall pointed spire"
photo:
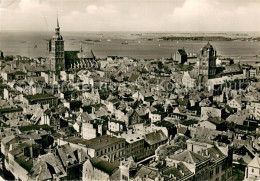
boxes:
[57,17,59,28]
[55,16,60,36]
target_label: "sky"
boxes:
[0,0,260,32]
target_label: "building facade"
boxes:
[186,139,233,181]
[59,135,126,162]
[244,155,260,180]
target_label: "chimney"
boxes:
[92,107,95,114]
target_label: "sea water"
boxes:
[0,31,260,63]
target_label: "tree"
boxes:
[4,55,14,61]
[158,61,163,70]
[153,104,164,113]
[167,105,173,114]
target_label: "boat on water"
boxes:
[93,39,101,42]
[107,39,111,42]
[122,41,128,44]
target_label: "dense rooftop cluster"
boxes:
[0,23,259,181]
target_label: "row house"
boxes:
[58,135,125,162]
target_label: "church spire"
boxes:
[55,17,60,36]
[57,17,59,28]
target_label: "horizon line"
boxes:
[1,30,260,33]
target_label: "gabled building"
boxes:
[166,150,210,180]
[134,165,162,181]
[182,71,197,88]
[82,158,122,181]
[228,98,243,111]
[144,130,168,157]
[244,155,260,181]
[201,107,223,120]
[174,48,188,64]
[129,110,145,126]
[56,144,88,180]
[167,139,233,181]
[199,117,227,131]
[29,153,67,180]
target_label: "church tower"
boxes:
[198,42,217,78]
[48,17,65,71]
